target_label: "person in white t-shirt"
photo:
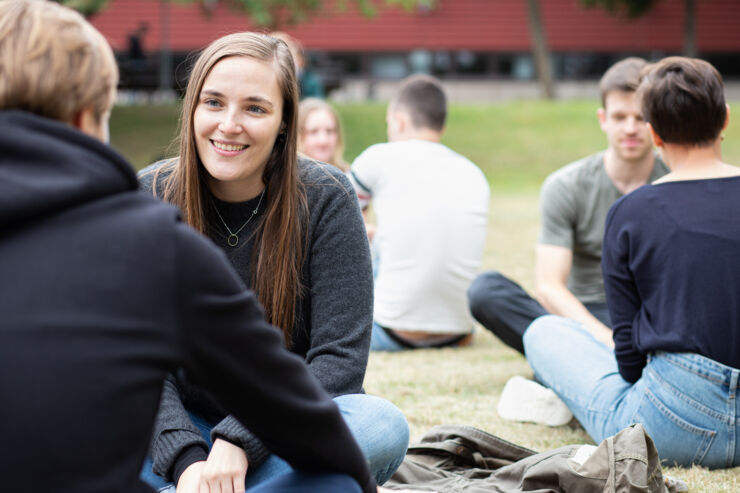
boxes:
[350,75,490,351]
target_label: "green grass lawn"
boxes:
[111,100,740,490]
[112,100,740,192]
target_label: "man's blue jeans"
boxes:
[141,394,409,490]
[524,315,740,468]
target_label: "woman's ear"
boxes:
[723,104,731,132]
[647,122,663,148]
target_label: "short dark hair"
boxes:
[391,75,447,131]
[599,57,648,107]
[638,57,726,146]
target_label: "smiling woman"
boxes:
[194,56,284,202]
[138,32,409,493]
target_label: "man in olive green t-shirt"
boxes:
[468,57,668,354]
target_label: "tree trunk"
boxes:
[526,0,555,99]
[683,0,697,57]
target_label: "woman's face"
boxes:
[300,108,338,165]
[193,55,284,202]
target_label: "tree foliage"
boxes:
[55,0,109,16]
[579,0,658,18]
[58,0,437,26]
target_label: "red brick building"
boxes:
[90,0,740,90]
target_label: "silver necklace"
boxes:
[211,189,266,247]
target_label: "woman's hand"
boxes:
[176,461,206,493]
[199,438,249,493]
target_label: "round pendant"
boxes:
[227,234,239,247]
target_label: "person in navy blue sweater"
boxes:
[523,57,740,469]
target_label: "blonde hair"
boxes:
[150,32,307,345]
[298,98,347,171]
[0,0,118,123]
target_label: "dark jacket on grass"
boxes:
[0,110,375,493]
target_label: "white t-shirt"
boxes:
[351,140,490,334]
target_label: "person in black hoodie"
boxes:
[0,2,380,492]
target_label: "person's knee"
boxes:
[522,314,563,355]
[467,271,507,316]
[335,394,409,451]
[334,394,408,484]
[362,395,409,453]
[379,398,409,454]
[365,396,408,483]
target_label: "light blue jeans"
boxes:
[370,322,407,351]
[524,315,740,469]
[370,322,472,351]
[141,394,409,491]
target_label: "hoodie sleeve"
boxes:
[171,222,376,493]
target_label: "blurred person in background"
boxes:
[470,57,669,429]
[468,57,668,354]
[271,31,324,99]
[351,74,489,351]
[298,97,348,172]
[525,57,740,469]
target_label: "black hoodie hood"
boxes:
[0,110,138,229]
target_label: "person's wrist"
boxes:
[172,444,209,485]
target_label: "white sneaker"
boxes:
[497,376,573,427]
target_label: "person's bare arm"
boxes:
[534,244,613,348]
[362,207,376,242]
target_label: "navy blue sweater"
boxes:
[0,111,374,493]
[602,176,740,383]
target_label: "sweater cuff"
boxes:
[211,415,271,470]
[172,444,209,485]
[152,427,209,483]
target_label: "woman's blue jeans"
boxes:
[141,393,409,490]
[243,472,360,493]
[524,315,740,469]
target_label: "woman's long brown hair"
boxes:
[151,32,307,346]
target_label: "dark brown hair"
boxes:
[392,74,447,131]
[599,57,648,107]
[638,56,726,146]
[150,32,307,345]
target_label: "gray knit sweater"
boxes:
[139,157,373,482]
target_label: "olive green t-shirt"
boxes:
[538,151,668,304]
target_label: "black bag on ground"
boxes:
[385,424,688,492]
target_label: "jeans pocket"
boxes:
[633,388,716,467]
